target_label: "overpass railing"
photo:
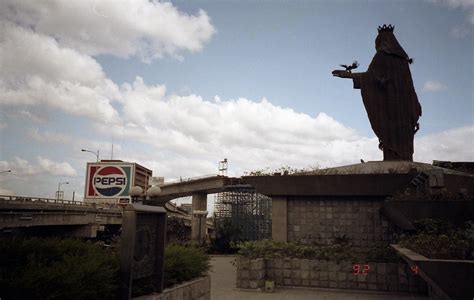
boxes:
[0,195,98,208]
[163,174,223,185]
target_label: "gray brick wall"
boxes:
[236,257,265,289]
[135,276,210,300]
[287,197,390,246]
[236,257,427,294]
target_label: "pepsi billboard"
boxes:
[85,163,133,199]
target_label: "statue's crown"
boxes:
[377,24,394,33]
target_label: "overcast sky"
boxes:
[0,0,473,203]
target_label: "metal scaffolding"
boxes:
[214,185,272,240]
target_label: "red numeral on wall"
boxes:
[353,264,370,275]
[410,265,419,275]
[353,264,360,275]
[363,264,370,275]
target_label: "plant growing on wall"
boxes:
[398,219,473,260]
[244,165,320,176]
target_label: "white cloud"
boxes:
[0,156,77,177]
[93,77,382,178]
[96,77,471,178]
[37,157,77,177]
[0,0,216,62]
[29,128,72,144]
[0,0,215,123]
[415,126,474,162]
[422,80,448,92]
[0,21,120,123]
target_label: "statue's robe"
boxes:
[351,51,421,161]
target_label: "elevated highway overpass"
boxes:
[0,176,246,239]
[0,194,215,239]
[148,175,246,205]
[0,195,122,237]
[147,175,248,240]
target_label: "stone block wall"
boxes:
[134,276,210,300]
[236,257,265,289]
[236,257,427,294]
[287,197,391,246]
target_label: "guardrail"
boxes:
[163,174,224,185]
[0,195,98,208]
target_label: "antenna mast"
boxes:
[218,158,228,176]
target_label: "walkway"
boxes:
[209,256,429,300]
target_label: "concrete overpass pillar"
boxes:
[191,193,207,242]
[272,196,288,242]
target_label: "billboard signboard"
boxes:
[85,163,134,201]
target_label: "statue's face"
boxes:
[374,32,407,59]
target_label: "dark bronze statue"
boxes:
[332,24,422,161]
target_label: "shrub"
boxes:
[399,233,469,259]
[413,218,454,235]
[163,244,211,288]
[234,239,358,262]
[0,238,119,300]
[166,217,190,242]
[365,244,399,262]
[399,219,473,260]
[234,240,405,263]
[209,218,242,254]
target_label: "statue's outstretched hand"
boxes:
[332,70,352,79]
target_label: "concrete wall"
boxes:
[272,197,287,242]
[236,257,427,294]
[134,276,210,300]
[191,193,207,241]
[286,196,390,246]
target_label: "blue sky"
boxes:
[0,0,473,204]
[98,0,473,135]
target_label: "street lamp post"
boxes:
[81,149,99,162]
[57,181,69,201]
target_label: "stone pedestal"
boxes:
[120,204,167,299]
[244,161,474,245]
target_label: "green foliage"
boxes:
[234,240,404,263]
[399,233,469,259]
[234,239,357,262]
[244,165,320,176]
[365,244,399,262]
[166,217,189,242]
[209,218,242,254]
[163,244,211,288]
[399,219,473,260]
[461,220,474,241]
[413,218,453,235]
[0,238,119,300]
